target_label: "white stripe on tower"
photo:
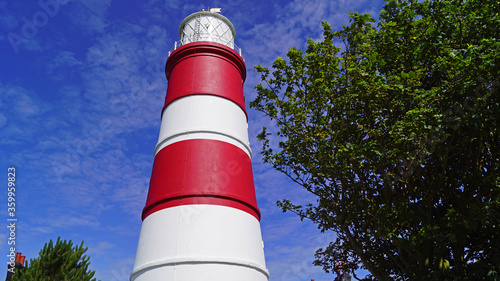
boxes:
[155,95,251,158]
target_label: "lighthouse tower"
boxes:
[130,10,269,281]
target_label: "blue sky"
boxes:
[0,0,385,280]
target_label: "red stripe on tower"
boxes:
[163,42,247,117]
[143,139,260,221]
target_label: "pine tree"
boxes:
[12,237,98,281]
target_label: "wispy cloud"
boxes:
[67,0,111,34]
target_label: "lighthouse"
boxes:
[130,9,269,281]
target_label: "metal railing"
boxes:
[168,40,243,58]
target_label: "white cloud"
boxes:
[30,227,53,234]
[0,112,7,128]
[46,50,83,80]
[26,211,100,236]
[0,84,41,117]
[262,215,336,281]
[0,83,51,147]
[67,0,111,34]
[95,257,135,281]
[87,240,116,257]
[0,13,18,30]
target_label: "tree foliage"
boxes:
[12,237,98,281]
[251,0,499,280]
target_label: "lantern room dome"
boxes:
[179,11,236,49]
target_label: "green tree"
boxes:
[251,0,499,280]
[12,237,98,281]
